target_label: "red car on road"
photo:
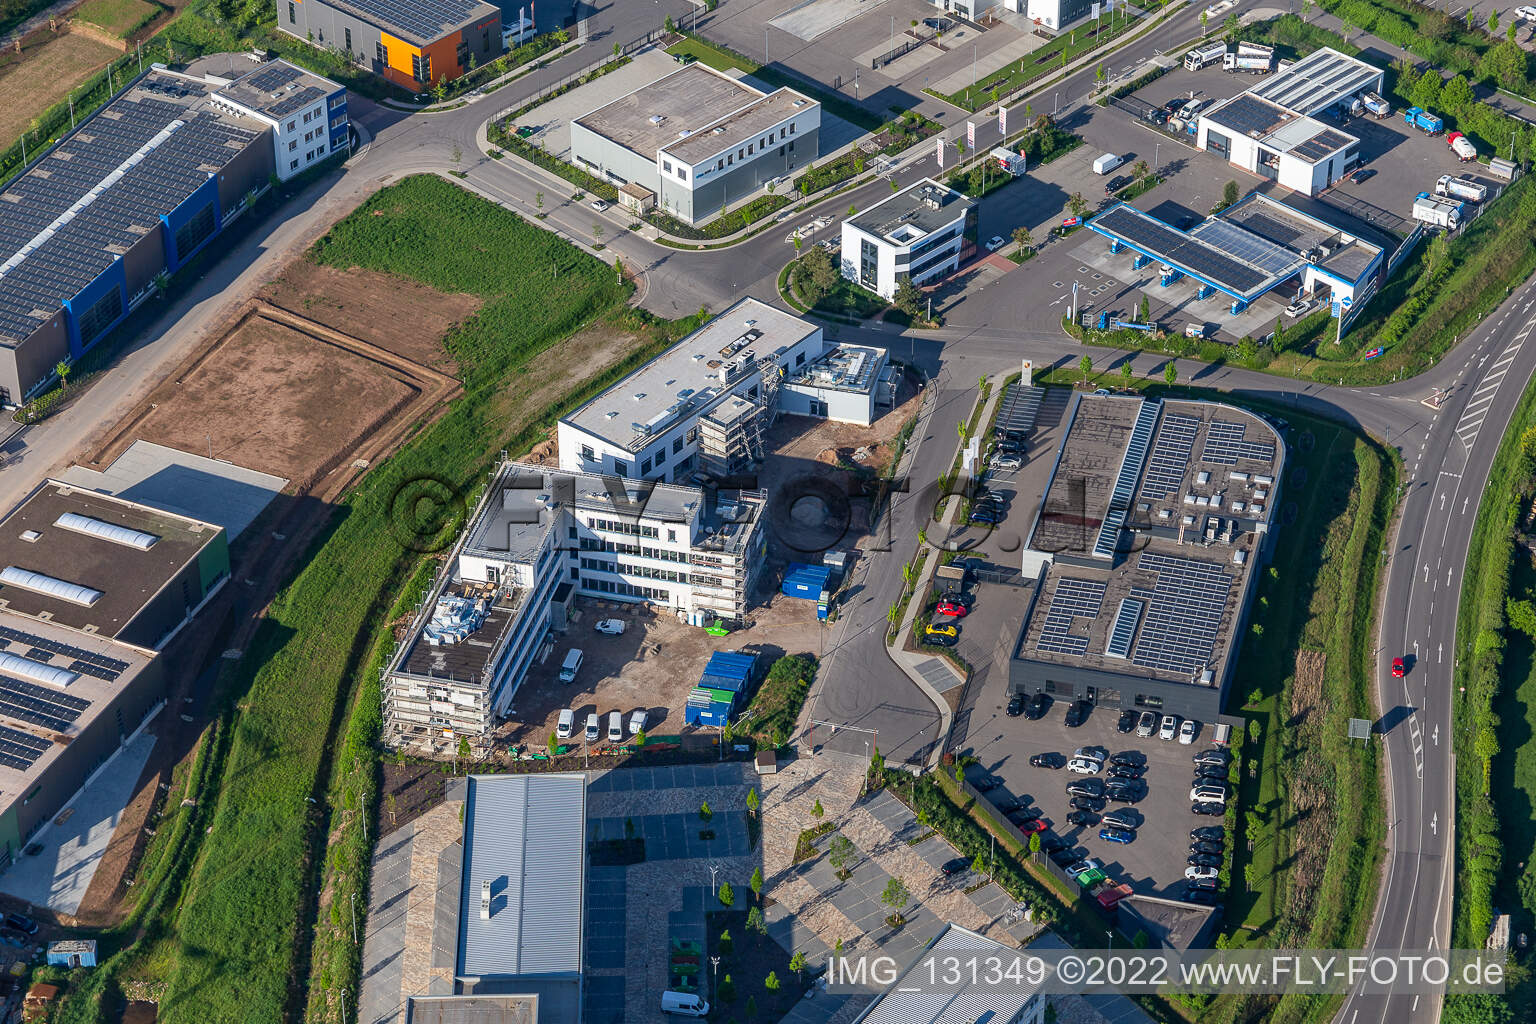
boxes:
[1391,657,1405,678]
[936,599,968,618]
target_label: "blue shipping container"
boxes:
[704,651,756,681]
[685,700,732,727]
[782,563,832,599]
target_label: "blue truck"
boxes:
[1403,106,1444,135]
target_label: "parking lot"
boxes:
[956,657,1232,903]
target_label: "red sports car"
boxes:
[936,599,968,618]
[1391,657,1405,678]
[1019,818,1049,835]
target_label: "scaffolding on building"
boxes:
[697,358,781,479]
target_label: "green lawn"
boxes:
[666,38,756,75]
[150,176,633,1024]
[73,0,159,37]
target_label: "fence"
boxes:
[491,27,665,124]
[872,30,934,70]
[1108,94,1163,125]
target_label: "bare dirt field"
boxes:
[501,589,829,751]
[86,303,459,491]
[0,30,118,149]
[260,264,479,376]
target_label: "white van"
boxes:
[559,648,584,683]
[584,713,600,742]
[661,991,710,1016]
[1092,152,1125,175]
[556,708,575,739]
[607,711,624,742]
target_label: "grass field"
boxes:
[74,0,160,37]
[0,31,120,151]
[141,176,632,1024]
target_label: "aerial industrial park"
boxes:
[0,0,1533,1021]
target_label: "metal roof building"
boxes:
[853,924,1046,1024]
[1247,47,1385,117]
[279,0,501,90]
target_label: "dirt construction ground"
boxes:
[502,589,831,751]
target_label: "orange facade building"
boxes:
[279,0,503,90]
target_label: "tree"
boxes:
[798,246,839,306]
[432,75,449,104]
[1441,73,1476,116]
[746,787,760,814]
[1441,993,1515,1024]
[789,951,807,981]
[456,735,471,771]
[613,42,621,57]
[1507,597,1536,638]
[1068,191,1089,217]
[634,727,646,747]
[719,929,733,954]
[1223,11,1240,39]
[848,203,859,216]
[1511,21,1520,43]
[793,234,802,256]
[1221,179,1240,209]
[746,905,766,933]
[750,866,764,899]
[593,223,604,245]
[1132,159,1150,182]
[664,14,674,31]
[1271,318,1287,355]
[385,791,397,827]
[54,361,70,390]
[1028,831,1042,855]
[746,995,759,1020]
[881,877,911,925]
[1120,361,1134,388]
[1200,10,1208,35]
[1011,224,1032,255]
[1164,361,1178,387]
[1488,9,1499,34]
[1094,63,1106,85]
[764,970,781,992]
[547,731,559,755]
[1138,294,1150,323]
[1300,0,1311,21]
[893,277,923,319]
[700,800,713,821]
[811,798,824,819]
[971,853,987,875]
[1411,70,1443,113]
[718,880,735,907]
[1078,355,1093,384]
[450,142,462,165]
[1236,336,1259,365]
[828,834,856,875]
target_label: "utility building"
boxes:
[571,63,821,225]
[278,0,502,90]
[839,178,977,300]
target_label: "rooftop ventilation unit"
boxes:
[649,115,665,124]
[0,566,102,608]
[0,651,79,689]
[55,512,159,551]
[480,879,491,920]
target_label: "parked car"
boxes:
[1064,701,1089,727]
[1102,809,1138,830]
[1391,656,1406,678]
[1191,801,1225,816]
[1104,174,1130,195]
[1050,846,1081,865]
[1108,764,1144,780]
[926,632,958,647]
[1074,746,1108,762]
[1157,714,1179,740]
[1026,693,1052,719]
[629,709,648,735]
[1136,711,1157,737]
[1100,826,1135,844]
[1017,817,1050,835]
[1105,784,1145,804]
[1348,167,1376,184]
[594,618,626,636]
[1117,709,1138,733]
[1031,752,1066,769]
[1193,748,1230,767]
[1071,795,1107,813]
[1191,825,1225,843]
[1190,841,1224,856]
[556,708,575,739]
[990,453,1023,471]
[3,914,35,937]
[1007,693,1026,717]
[986,235,1007,252]
[972,774,1003,792]
[1185,888,1221,905]
[942,856,971,875]
[585,713,600,741]
[1285,297,1315,318]
[1519,4,1536,20]
[993,795,1022,813]
[1194,764,1228,780]
[969,507,1004,525]
[936,598,969,617]
[1066,778,1105,798]
[1186,865,1220,881]
[1109,751,1143,768]
[1188,876,1221,892]
[1190,784,1230,803]
[1008,807,1042,824]
[1067,810,1100,827]
[926,623,958,639]
[1067,858,1102,877]
[1067,757,1102,775]
[1043,836,1071,853]
[1179,719,1199,745]
[1188,853,1223,869]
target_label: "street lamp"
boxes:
[1106,928,1113,951]
[710,862,722,899]
[711,956,721,995]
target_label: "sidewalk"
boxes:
[882,373,1005,765]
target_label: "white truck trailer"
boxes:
[1413,192,1464,229]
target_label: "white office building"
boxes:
[204,59,349,181]
[382,463,768,752]
[1196,48,1383,196]
[840,178,977,300]
[557,298,894,483]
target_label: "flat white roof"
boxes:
[562,298,819,451]
[1248,46,1384,117]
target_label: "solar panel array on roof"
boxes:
[1037,577,1107,655]
[1291,128,1354,163]
[1249,48,1381,116]
[1188,220,1306,278]
[1131,552,1233,675]
[1105,597,1144,659]
[326,0,487,43]
[1205,94,1293,138]
[1092,205,1281,297]
[0,724,50,772]
[0,675,88,733]
[0,625,128,680]
[0,76,261,346]
[1202,420,1276,465]
[1142,413,1200,500]
[1093,399,1159,558]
